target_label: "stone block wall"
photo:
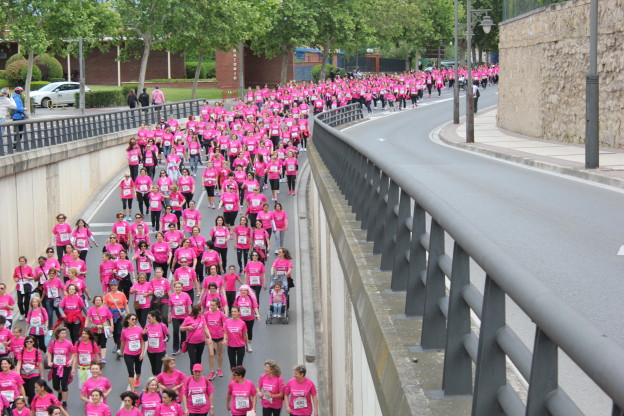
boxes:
[498,0,624,147]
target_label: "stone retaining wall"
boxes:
[498,0,624,147]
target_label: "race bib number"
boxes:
[79,353,91,365]
[145,157,153,164]
[287,165,295,172]
[235,396,250,409]
[53,355,67,366]
[225,204,234,211]
[144,411,154,416]
[154,289,164,297]
[171,200,180,207]
[22,363,36,375]
[192,393,207,405]
[128,340,141,352]
[130,155,138,162]
[150,201,159,209]
[139,261,150,271]
[179,276,190,287]
[186,219,196,227]
[148,336,160,349]
[76,238,86,247]
[1,390,14,403]
[60,233,70,242]
[31,317,42,327]
[137,295,147,305]
[216,237,226,245]
[190,148,198,155]
[220,144,227,150]
[247,145,254,151]
[294,396,308,410]
[182,185,190,193]
[139,185,148,192]
[161,185,169,192]
[250,276,260,285]
[117,226,126,234]
[270,166,278,172]
[0,310,6,317]
[254,239,265,248]
[174,305,186,316]
[252,199,260,207]
[237,236,247,245]
[123,189,131,197]
[240,306,251,317]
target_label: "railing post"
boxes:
[368,169,387,248]
[526,328,557,416]
[442,243,473,395]
[391,189,411,291]
[406,202,427,316]
[352,154,367,219]
[380,179,399,270]
[472,275,506,416]
[360,161,377,231]
[421,219,447,349]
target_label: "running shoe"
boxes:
[208,371,216,381]
[217,369,223,377]
[134,377,140,387]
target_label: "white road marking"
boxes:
[618,245,624,255]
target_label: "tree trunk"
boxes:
[405,53,410,71]
[138,33,153,94]
[192,49,204,99]
[471,44,477,66]
[319,38,331,82]
[280,46,291,85]
[24,50,35,112]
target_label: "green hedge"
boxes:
[49,78,65,83]
[30,81,50,91]
[0,79,10,88]
[311,64,345,83]
[75,90,125,109]
[6,60,43,86]
[34,54,64,81]
[6,53,25,67]
[121,85,139,96]
[185,61,216,79]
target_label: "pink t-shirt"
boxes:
[272,258,293,277]
[178,176,195,194]
[30,393,61,413]
[227,379,257,415]
[284,378,318,415]
[201,250,221,269]
[273,210,288,230]
[181,316,206,344]
[60,293,85,314]
[233,226,251,249]
[81,376,112,401]
[121,326,144,356]
[224,318,247,347]
[115,407,143,416]
[53,223,73,246]
[169,292,192,319]
[153,402,184,416]
[151,241,172,264]
[49,339,74,367]
[87,306,113,326]
[258,374,285,409]
[138,391,163,414]
[244,261,265,287]
[183,376,214,414]
[224,273,239,292]
[202,275,224,292]
[204,309,226,339]
[0,295,14,320]
[145,322,169,353]
[120,178,135,199]
[11,408,28,416]
[220,192,239,213]
[150,278,172,304]
[75,339,101,367]
[43,278,64,300]
[135,176,152,194]
[173,267,196,292]
[131,281,152,309]
[85,402,112,416]
[182,209,202,233]
[157,370,186,391]
[0,370,23,401]
[17,347,42,379]
[233,295,258,321]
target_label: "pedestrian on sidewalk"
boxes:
[473,84,480,113]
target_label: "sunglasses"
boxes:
[25,340,34,344]
[47,250,54,253]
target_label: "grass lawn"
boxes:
[90,85,224,102]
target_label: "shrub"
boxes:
[0,70,5,79]
[311,64,345,83]
[204,61,216,78]
[0,79,10,88]
[185,60,216,79]
[121,85,139,96]
[6,60,28,85]
[21,64,42,83]
[76,90,125,109]
[34,54,64,81]
[49,78,65,83]
[6,53,25,67]
[30,81,50,91]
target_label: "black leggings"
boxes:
[34,334,46,353]
[148,351,166,375]
[215,247,228,267]
[52,366,71,392]
[172,318,186,351]
[23,375,40,403]
[123,354,143,378]
[286,175,296,192]
[151,210,162,231]
[122,198,134,209]
[269,179,279,191]
[187,342,205,372]
[227,346,245,369]
[16,290,31,316]
[137,192,150,215]
[94,332,107,349]
[223,211,237,227]
[237,248,249,272]
[129,165,139,181]
[66,321,81,344]
[182,192,194,206]
[263,408,282,416]
[244,319,256,341]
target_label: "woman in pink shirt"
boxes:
[233,216,252,273]
[160,207,178,235]
[80,362,111,405]
[85,388,112,416]
[13,256,34,320]
[120,314,144,392]
[209,216,231,268]
[25,297,47,352]
[272,247,294,295]
[284,365,319,416]
[148,185,165,232]
[0,285,15,328]
[30,380,68,416]
[135,168,153,218]
[284,150,298,195]
[180,305,212,372]
[139,376,163,415]
[127,142,142,181]
[73,329,101,389]
[130,273,153,327]
[251,220,271,264]
[85,296,114,363]
[59,283,86,343]
[203,161,219,209]
[51,213,72,262]
[71,219,98,261]
[257,359,285,415]
[169,282,192,355]
[226,365,257,416]
[151,231,172,275]
[266,154,281,201]
[169,185,186,222]
[219,184,240,228]
[153,389,184,416]
[143,310,169,376]
[244,251,266,302]
[157,358,186,401]
[272,202,288,252]
[204,298,227,380]
[132,242,155,281]
[223,307,248,369]
[0,356,25,406]
[181,201,202,235]
[120,172,136,221]
[182,364,215,416]
[177,169,195,207]
[232,285,260,353]
[42,269,63,330]
[46,327,75,408]
[16,335,42,403]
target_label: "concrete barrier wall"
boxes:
[498,0,624,147]
[0,131,132,289]
[307,144,473,415]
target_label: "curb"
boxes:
[437,120,624,190]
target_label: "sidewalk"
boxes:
[438,108,624,189]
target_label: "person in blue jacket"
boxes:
[12,86,26,145]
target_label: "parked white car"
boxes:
[30,82,91,107]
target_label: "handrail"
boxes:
[0,99,205,156]
[312,105,624,415]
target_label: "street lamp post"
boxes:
[466,5,493,142]
[453,0,460,124]
[585,0,599,168]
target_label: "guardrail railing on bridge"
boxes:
[0,100,205,157]
[313,105,624,416]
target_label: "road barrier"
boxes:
[0,100,204,156]
[313,104,624,416]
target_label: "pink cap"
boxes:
[192,363,203,372]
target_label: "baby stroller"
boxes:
[458,76,466,91]
[266,275,289,324]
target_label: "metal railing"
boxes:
[316,103,364,127]
[313,106,624,416]
[0,100,204,156]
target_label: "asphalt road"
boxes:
[58,156,302,413]
[343,86,623,415]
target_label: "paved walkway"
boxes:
[439,107,624,189]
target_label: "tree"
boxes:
[249,0,317,85]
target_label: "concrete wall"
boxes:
[497,0,624,147]
[0,131,133,290]
[307,145,472,415]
